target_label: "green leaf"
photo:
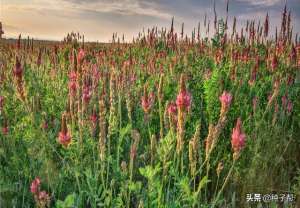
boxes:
[198,176,209,191]
[55,200,64,208]
[55,193,76,208]
[119,124,132,139]
[64,193,76,207]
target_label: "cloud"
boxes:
[236,0,282,6]
[61,0,172,19]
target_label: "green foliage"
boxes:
[56,193,76,208]
[204,66,224,124]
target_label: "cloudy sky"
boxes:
[0,0,299,42]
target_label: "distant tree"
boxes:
[0,22,4,38]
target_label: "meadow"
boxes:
[0,5,300,208]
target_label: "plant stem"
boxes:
[158,99,164,140]
[212,159,236,207]
[205,158,210,201]
[213,175,220,200]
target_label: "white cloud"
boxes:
[2,0,173,20]
[62,0,172,19]
[237,0,282,6]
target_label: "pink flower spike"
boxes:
[14,57,23,78]
[58,132,72,148]
[82,85,92,104]
[68,71,77,81]
[287,100,293,113]
[77,48,85,64]
[38,191,50,201]
[167,101,177,114]
[30,177,41,194]
[90,112,97,125]
[219,91,233,108]
[281,95,287,108]
[231,118,246,153]
[141,96,151,113]
[0,96,4,110]
[2,126,9,135]
[141,85,154,114]
[176,90,191,110]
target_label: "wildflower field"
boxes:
[0,4,300,208]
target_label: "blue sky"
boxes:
[0,0,299,42]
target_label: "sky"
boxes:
[0,0,299,42]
